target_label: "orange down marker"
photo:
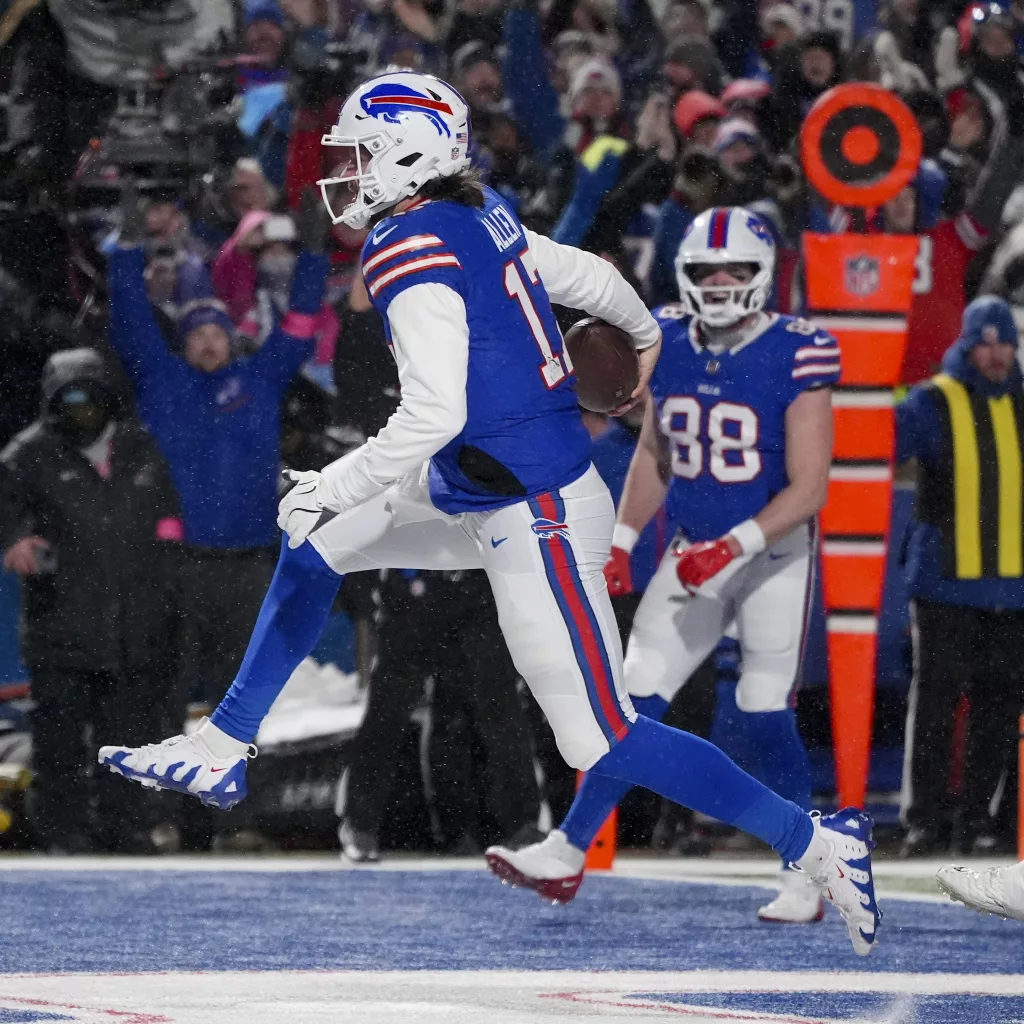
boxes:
[577,771,617,869]
[803,233,918,809]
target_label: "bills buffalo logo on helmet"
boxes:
[360,83,455,137]
[531,518,571,541]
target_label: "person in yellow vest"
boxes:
[896,295,1024,858]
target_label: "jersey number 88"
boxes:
[661,397,762,484]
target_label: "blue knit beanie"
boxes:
[961,295,1019,351]
[177,300,235,347]
[244,0,284,28]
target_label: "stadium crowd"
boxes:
[1,0,1024,862]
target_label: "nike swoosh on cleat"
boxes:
[210,767,227,773]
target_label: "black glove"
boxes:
[120,178,145,246]
[297,186,329,255]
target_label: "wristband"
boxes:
[612,523,640,553]
[728,519,766,556]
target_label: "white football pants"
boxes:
[625,522,815,712]
[308,462,635,769]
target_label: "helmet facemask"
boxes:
[677,257,772,328]
[317,135,401,229]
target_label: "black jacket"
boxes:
[0,414,182,674]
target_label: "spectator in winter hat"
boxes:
[244,0,287,66]
[800,30,843,90]
[551,31,597,94]
[176,300,237,373]
[569,58,622,123]
[663,36,725,102]
[673,90,726,147]
[766,30,844,150]
[451,41,504,112]
[761,4,803,49]
[713,118,762,175]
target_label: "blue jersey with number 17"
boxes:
[650,305,841,543]
[361,185,589,514]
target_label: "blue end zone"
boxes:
[636,992,1024,1023]
[0,1013,75,1022]
[1,870,1022,976]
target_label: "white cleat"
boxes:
[796,809,880,956]
[936,861,1024,921]
[757,868,826,923]
[98,719,255,811]
[485,829,587,905]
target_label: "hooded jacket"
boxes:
[0,349,183,672]
[896,307,1024,609]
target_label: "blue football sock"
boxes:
[739,708,813,811]
[589,715,813,863]
[211,539,343,743]
[560,694,668,852]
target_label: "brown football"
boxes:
[563,317,639,413]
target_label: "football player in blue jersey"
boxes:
[98,73,877,954]
[487,207,847,924]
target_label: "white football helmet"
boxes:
[317,71,472,229]
[674,207,776,328]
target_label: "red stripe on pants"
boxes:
[536,493,628,740]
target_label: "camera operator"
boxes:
[8,1,233,186]
[0,350,182,853]
[105,182,327,740]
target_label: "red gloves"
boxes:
[676,538,737,594]
[604,545,633,597]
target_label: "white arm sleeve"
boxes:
[319,282,468,511]
[525,228,661,350]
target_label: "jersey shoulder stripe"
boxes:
[792,361,841,379]
[366,252,462,297]
[795,344,841,360]
[363,234,445,274]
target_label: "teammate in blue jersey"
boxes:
[97,73,877,954]
[486,206,866,930]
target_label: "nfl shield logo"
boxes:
[845,255,880,298]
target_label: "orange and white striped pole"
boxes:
[803,234,918,809]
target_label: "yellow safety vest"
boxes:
[920,373,1024,579]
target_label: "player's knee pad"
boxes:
[735,671,793,713]
[552,723,617,771]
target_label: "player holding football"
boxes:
[486,207,839,926]
[99,72,878,954]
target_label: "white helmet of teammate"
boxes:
[317,71,472,229]
[674,207,776,328]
